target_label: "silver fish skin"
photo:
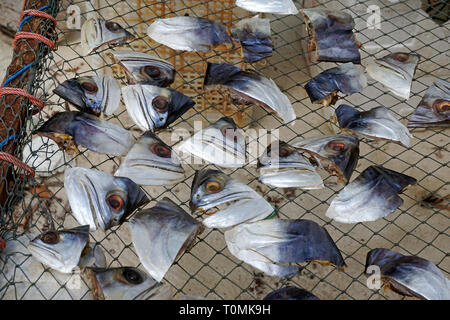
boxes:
[204,63,296,125]
[53,75,120,116]
[28,225,89,274]
[336,104,412,147]
[111,51,175,87]
[230,15,272,63]
[87,267,172,300]
[122,84,195,131]
[292,134,360,183]
[190,169,274,229]
[81,18,133,54]
[258,141,323,189]
[64,167,149,231]
[129,198,202,282]
[178,117,246,168]
[366,248,450,300]
[115,131,185,186]
[408,79,450,128]
[225,219,346,277]
[35,111,135,156]
[236,0,298,15]
[304,63,367,107]
[301,9,361,63]
[263,286,320,300]
[366,52,420,100]
[147,16,232,52]
[326,165,416,223]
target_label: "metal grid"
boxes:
[0,0,448,300]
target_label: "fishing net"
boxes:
[0,0,448,300]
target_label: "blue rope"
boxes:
[18,5,50,31]
[0,134,21,149]
[2,6,50,88]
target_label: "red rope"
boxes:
[0,87,44,110]
[13,32,55,50]
[20,9,57,28]
[0,152,35,178]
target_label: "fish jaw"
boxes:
[28,226,89,274]
[202,195,274,229]
[130,198,201,282]
[258,141,324,189]
[235,0,298,15]
[178,122,247,168]
[259,168,324,189]
[304,63,367,106]
[147,16,232,52]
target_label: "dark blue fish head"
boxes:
[54,77,102,115]
[335,104,361,128]
[263,286,320,300]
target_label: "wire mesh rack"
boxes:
[0,0,448,300]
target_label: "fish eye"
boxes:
[106,194,125,212]
[105,21,122,32]
[81,81,98,94]
[41,232,59,244]
[151,143,171,158]
[143,66,161,78]
[205,181,222,193]
[394,53,409,62]
[152,96,169,113]
[279,147,290,157]
[327,141,346,152]
[433,99,450,114]
[122,268,143,285]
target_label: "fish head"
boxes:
[87,267,165,300]
[36,112,134,156]
[65,168,149,231]
[111,51,175,86]
[115,131,184,185]
[28,225,89,273]
[123,85,194,131]
[408,80,450,128]
[294,134,359,183]
[189,169,256,213]
[82,18,133,53]
[53,76,120,116]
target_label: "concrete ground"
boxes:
[0,0,448,300]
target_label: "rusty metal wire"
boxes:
[0,0,448,300]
